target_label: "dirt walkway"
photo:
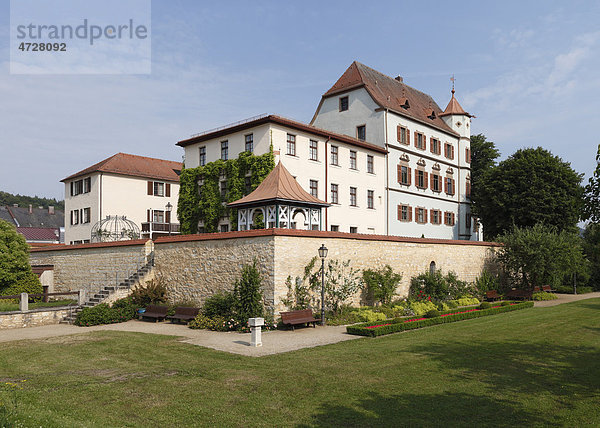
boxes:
[533,292,600,307]
[0,320,361,356]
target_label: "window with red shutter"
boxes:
[147,181,153,195]
[424,172,428,189]
[166,183,171,197]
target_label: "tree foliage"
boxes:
[582,144,600,223]
[177,150,275,234]
[0,190,64,212]
[307,258,363,313]
[233,260,264,324]
[476,147,583,240]
[0,219,42,296]
[469,134,500,218]
[582,223,600,290]
[496,223,588,290]
[362,265,402,305]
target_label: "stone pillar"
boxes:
[19,293,28,312]
[78,290,87,306]
[249,317,264,347]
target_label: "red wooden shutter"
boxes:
[452,178,456,195]
[444,178,448,193]
[147,209,151,222]
[166,211,171,223]
[408,168,412,185]
[406,129,410,145]
[166,183,171,197]
[409,206,413,222]
[147,181,153,195]
[451,146,455,160]
[452,213,455,225]
[397,126,402,142]
[430,137,433,153]
[424,172,429,189]
[414,132,418,148]
[397,164,401,183]
[424,209,428,223]
[429,209,434,223]
[397,205,401,220]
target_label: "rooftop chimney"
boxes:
[395,75,403,82]
[29,204,33,214]
[49,206,55,215]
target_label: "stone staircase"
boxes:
[61,252,154,324]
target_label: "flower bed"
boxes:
[346,302,534,337]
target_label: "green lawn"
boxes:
[1,299,599,427]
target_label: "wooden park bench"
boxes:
[167,307,200,324]
[533,286,541,293]
[280,309,320,330]
[485,290,501,302]
[141,305,168,322]
[505,289,532,301]
[542,285,556,293]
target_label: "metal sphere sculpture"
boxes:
[90,215,140,243]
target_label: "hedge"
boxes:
[346,302,534,337]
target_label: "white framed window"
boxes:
[82,207,91,224]
[287,134,296,156]
[356,125,366,141]
[398,204,412,222]
[339,96,349,111]
[331,183,338,204]
[221,141,228,160]
[367,155,374,174]
[199,146,206,166]
[350,150,357,170]
[350,187,357,207]
[330,145,339,165]
[309,180,318,198]
[245,134,253,153]
[367,190,374,209]
[154,182,165,197]
[309,140,318,161]
[153,210,164,223]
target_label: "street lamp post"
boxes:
[165,202,173,236]
[318,243,328,326]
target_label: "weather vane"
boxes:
[450,75,456,94]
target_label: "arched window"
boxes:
[429,261,436,275]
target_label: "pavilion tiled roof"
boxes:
[228,162,329,207]
[317,61,460,136]
[61,153,183,182]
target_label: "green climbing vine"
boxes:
[178,149,275,234]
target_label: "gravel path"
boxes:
[2,292,598,356]
[533,292,600,307]
[0,320,361,356]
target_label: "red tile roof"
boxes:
[61,153,183,182]
[317,61,460,137]
[228,162,329,207]
[177,114,387,154]
[17,227,59,242]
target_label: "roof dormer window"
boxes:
[398,98,410,109]
[427,110,436,120]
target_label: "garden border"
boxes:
[346,302,534,337]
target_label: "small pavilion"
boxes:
[228,162,330,231]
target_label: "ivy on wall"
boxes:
[178,149,275,234]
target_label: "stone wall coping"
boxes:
[0,305,78,316]
[153,228,501,247]
[30,239,148,253]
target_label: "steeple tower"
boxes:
[439,82,472,139]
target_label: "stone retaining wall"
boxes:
[28,230,499,315]
[30,240,149,294]
[0,308,72,330]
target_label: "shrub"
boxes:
[308,258,363,314]
[362,265,402,305]
[2,272,43,300]
[437,302,451,311]
[474,269,499,295]
[75,298,137,326]
[409,270,473,301]
[408,300,438,316]
[202,292,236,319]
[0,220,42,296]
[281,275,312,311]
[446,300,458,309]
[532,292,558,301]
[425,309,441,318]
[355,309,387,323]
[454,296,480,306]
[478,302,492,309]
[233,260,264,325]
[576,286,594,294]
[501,301,511,306]
[130,278,167,307]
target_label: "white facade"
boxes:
[312,89,479,240]
[64,172,180,244]
[181,117,386,234]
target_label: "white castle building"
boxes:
[179,61,481,240]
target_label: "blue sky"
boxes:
[1,0,599,200]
